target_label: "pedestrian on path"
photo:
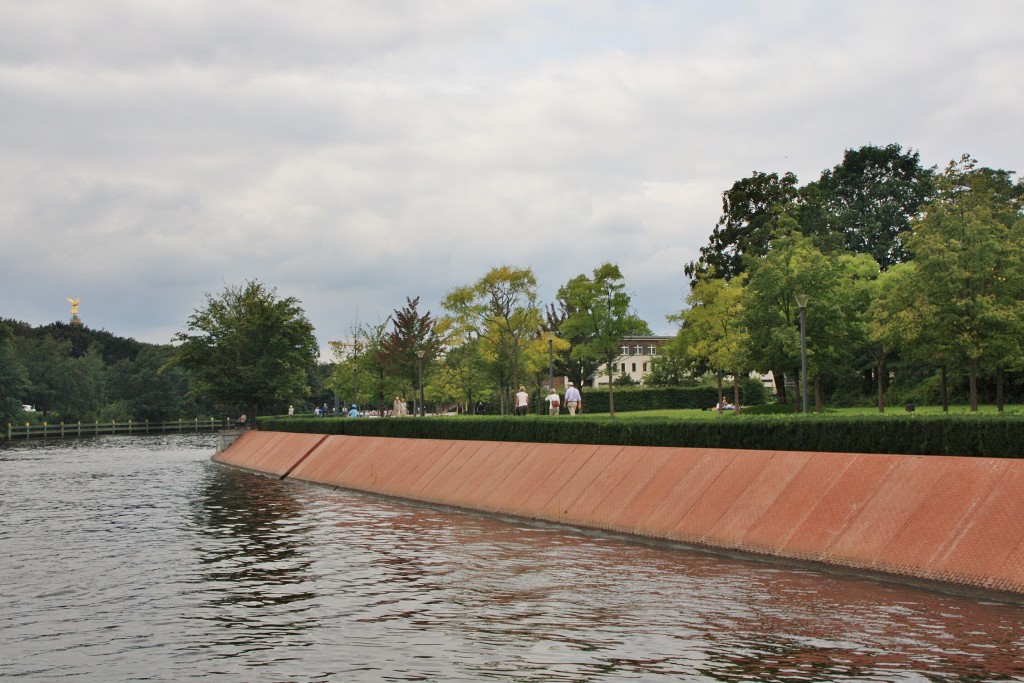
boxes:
[564,382,582,415]
[545,388,560,415]
[515,385,529,416]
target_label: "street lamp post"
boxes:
[416,349,426,417]
[547,336,554,390]
[795,294,810,414]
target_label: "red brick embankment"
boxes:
[214,431,1024,597]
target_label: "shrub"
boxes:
[257,413,1024,458]
[583,380,767,414]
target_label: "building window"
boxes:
[621,345,629,356]
[634,345,643,354]
[643,362,648,372]
[620,363,627,373]
[631,363,637,372]
[648,345,657,355]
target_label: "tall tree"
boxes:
[684,171,800,284]
[812,143,935,269]
[558,263,651,416]
[167,280,319,417]
[544,300,591,390]
[681,275,749,410]
[0,326,29,423]
[740,228,850,411]
[904,156,1024,411]
[378,297,441,413]
[439,330,493,414]
[360,319,398,414]
[867,262,943,409]
[442,266,541,414]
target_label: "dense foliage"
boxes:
[0,318,201,425]
[579,382,766,414]
[558,263,651,415]
[678,146,1023,413]
[168,280,320,418]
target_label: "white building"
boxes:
[591,335,673,387]
[590,336,779,395]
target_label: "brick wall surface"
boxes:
[214,431,1024,596]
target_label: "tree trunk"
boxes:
[997,367,1005,412]
[941,365,949,413]
[774,369,787,402]
[716,371,724,408]
[608,372,616,417]
[876,345,885,414]
[733,374,741,415]
[793,367,801,413]
[969,358,979,412]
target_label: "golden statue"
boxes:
[67,298,82,325]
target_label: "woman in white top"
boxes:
[515,386,529,416]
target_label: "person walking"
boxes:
[514,385,529,416]
[545,388,560,415]
[564,381,582,415]
[287,404,294,417]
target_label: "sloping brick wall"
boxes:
[214,431,1024,596]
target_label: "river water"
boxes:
[1,434,1022,682]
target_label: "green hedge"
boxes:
[257,413,1024,458]
[581,380,767,414]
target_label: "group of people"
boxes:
[311,402,333,417]
[393,396,409,417]
[285,385,585,419]
[515,381,583,416]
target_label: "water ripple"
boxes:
[1,435,1022,681]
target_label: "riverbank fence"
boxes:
[5,417,227,440]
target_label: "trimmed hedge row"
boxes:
[580,381,767,414]
[257,413,1024,458]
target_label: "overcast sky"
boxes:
[2,1,1021,356]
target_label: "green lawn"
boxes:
[598,403,1024,419]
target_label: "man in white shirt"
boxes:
[564,382,582,415]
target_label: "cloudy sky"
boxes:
[1,1,1021,355]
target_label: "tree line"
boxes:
[677,146,1023,412]
[0,319,202,424]
[61,270,649,421]
[323,262,651,417]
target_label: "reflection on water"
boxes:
[1,434,1022,681]
[190,465,320,655]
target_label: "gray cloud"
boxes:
[1,0,1021,352]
